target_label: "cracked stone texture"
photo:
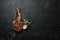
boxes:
[0,0,60,40]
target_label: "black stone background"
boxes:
[0,0,60,40]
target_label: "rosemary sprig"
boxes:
[22,19,32,25]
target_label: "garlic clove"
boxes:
[23,25,28,30]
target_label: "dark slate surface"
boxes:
[0,0,60,40]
